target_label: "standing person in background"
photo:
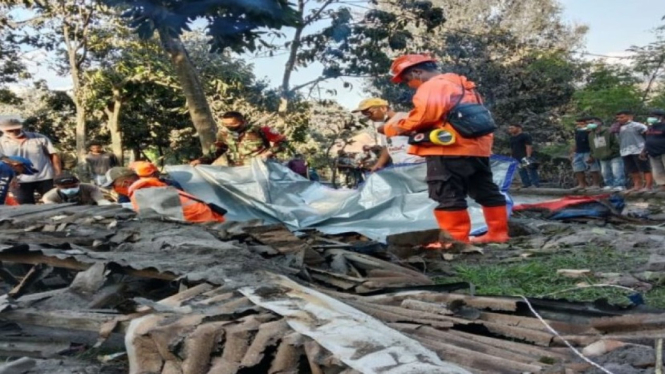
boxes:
[0,117,61,204]
[616,110,653,193]
[643,109,665,192]
[85,141,119,187]
[287,153,309,178]
[508,124,539,188]
[570,117,602,190]
[587,117,625,191]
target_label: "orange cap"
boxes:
[390,54,437,83]
[129,161,159,177]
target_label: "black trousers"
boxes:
[426,156,506,211]
[12,179,54,204]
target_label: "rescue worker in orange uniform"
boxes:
[129,161,184,191]
[380,55,509,246]
[105,167,225,223]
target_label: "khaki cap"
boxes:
[352,98,389,113]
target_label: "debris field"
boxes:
[0,204,664,374]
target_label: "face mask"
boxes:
[586,124,598,130]
[60,187,80,196]
[407,78,424,89]
[647,117,659,125]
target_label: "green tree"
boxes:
[272,0,445,120]
[103,0,300,154]
[572,63,643,122]
[368,0,586,145]
[630,17,665,104]
[3,0,111,160]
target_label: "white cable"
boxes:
[518,295,616,374]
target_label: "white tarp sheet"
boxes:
[166,155,518,243]
[240,273,472,374]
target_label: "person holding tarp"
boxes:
[190,111,288,167]
[129,161,183,190]
[42,172,110,205]
[0,155,38,205]
[104,167,226,223]
[353,98,425,170]
[379,54,508,247]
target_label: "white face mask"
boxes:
[60,187,80,196]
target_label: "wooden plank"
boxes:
[415,334,544,374]
[8,265,48,298]
[478,311,596,335]
[0,309,122,333]
[0,252,177,281]
[591,314,665,333]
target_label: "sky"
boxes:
[15,0,665,110]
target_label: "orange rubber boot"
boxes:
[427,210,471,248]
[470,205,509,244]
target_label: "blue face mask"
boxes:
[60,187,80,196]
[647,117,659,125]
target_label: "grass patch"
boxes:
[436,246,665,308]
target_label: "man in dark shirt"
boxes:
[643,109,665,191]
[85,141,119,187]
[508,124,539,188]
[287,154,308,178]
[570,117,601,190]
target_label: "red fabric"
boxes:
[259,126,286,144]
[5,195,18,206]
[513,195,610,212]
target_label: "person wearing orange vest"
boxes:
[128,161,184,191]
[105,167,225,223]
[380,54,508,246]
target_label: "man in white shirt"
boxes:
[352,98,424,171]
[0,116,61,204]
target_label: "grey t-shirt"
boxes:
[619,122,648,157]
[42,183,105,205]
[85,152,118,176]
[0,132,57,182]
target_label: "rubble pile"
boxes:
[0,204,664,373]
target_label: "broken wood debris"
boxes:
[0,204,664,373]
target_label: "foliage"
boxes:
[304,100,364,180]
[103,0,301,152]
[570,62,644,124]
[367,0,586,148]
[260,0,446,120]
[104,0,300,53]
[0,7,31,104]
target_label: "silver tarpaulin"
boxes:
[166,156,517,242]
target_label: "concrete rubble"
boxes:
[0,204,664,374]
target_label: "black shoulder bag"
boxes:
[446,84,497,138]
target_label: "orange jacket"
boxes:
[129,178,225,223]
[384,73,493,157]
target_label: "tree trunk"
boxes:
[132,147,140,162]
[157,28,217,153]
[74,102,86,162]
[279,0,306,115]
[108,97,123,165]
